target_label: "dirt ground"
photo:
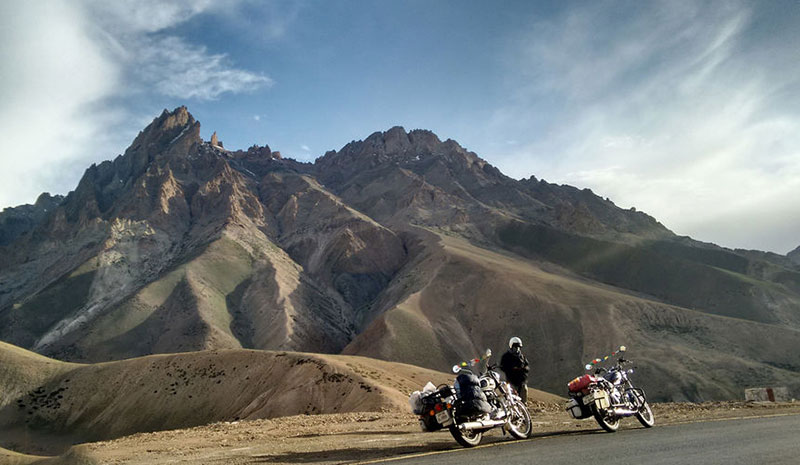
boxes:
[7,401,794,465]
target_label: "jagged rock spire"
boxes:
[211,131,223,148]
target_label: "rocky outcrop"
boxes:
[260,172,406,315]
[210,131,223,148]
[0,193,63,246]
[788,245,800,266]
[231,144,272,159]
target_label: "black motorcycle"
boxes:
[411,349,532,447]
[565,346,654,432]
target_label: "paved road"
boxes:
[370,414,800,465]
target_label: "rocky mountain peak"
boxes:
[381,126,412,153]
[131,106,201,153]
[351,126,446,156]
[57,107,204,224]
[160,105,193,128]
[312,125,509,206]
[33,192,63,209]
[316,126,479,171]
[788,245,800,265]
[407,129,441,150]
[0,193,64,246]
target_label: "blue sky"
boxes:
[1,0,799,253]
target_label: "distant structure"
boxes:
[745,387,789,402]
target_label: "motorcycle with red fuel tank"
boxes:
[565,346,654,432]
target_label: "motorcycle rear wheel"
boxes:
[449,424,483,447]
[508,400,532,439]
[636,401,655,428]
[592,405,620,433]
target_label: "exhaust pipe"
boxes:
[611,408,636,416]
[458,419,506,431]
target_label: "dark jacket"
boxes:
[500,348,530,385]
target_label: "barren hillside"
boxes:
[0,342,559,457]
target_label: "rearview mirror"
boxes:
[619,345,627,352]
[485,348,492,358]
[452,365,461,374]
[585,364,593,371]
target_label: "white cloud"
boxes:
[0,0,272,209]
[84,0,272,101]
[133,36,272,100]
[0,0,122,208]
[253,115,261,121]
[492,1,800,253]
[301,145,310,152]
[83,0,214,34]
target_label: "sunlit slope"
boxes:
[0,343,559,456]
[17,227,359,362]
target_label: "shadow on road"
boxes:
[248,443,455,464]
[248,428,610,464]
[291,430,420,439]
[531,428,607,439]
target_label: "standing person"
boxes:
[500,337,529,403]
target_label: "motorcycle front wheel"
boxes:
[449,424,483,447]
[591,405,620,433]
[636,401,655,427]
[508,400,532,439]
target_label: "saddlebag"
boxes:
[419,391,447,431]
[565,397,592,419]
[415,385,457,432]
[583,389,611,409]
[409,382,439,415]
[454,372,491,417]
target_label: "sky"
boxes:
[0,0,798,254]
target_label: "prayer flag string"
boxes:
[586,345,627,367]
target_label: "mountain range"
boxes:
[1,106,799,401]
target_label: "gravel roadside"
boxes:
[70,401,800,465]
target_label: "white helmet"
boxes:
[509,337,522,349]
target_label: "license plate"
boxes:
[435,410,451,423]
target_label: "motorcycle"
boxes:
[565,345,654,432]
[409,349,532,447]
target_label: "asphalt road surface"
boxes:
[370,414,800,465]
